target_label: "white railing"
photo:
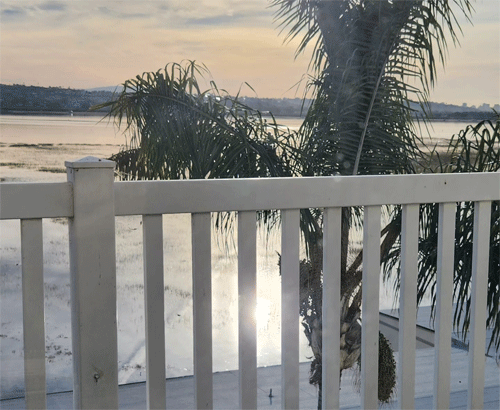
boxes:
[0,156,498,410]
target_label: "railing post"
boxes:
[66,156,118,409]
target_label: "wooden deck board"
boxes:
[1,356,497,409]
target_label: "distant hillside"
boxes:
[1,83,497,120]
[242,98,498,120]
[0,84,113,114]
[241,98,498,120]
[86,86,120,93]
[239,96,311,117]
[410,101,499,121]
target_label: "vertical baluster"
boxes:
[398,204,419,409]
[433,202,455,409]
[21,218,47,410]
[238,211,257,409]
[281,209,300,409]
[192,212,213,409]
[322,208,342,410]
[468,201,491,409]
[143,214,166,410]
[361,205,381,410]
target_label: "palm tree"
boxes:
[102,62,292,181]
[95,0,499,405]
[271,0,478,405]
[385,118,499,355]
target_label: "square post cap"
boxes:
[65,156,115,169]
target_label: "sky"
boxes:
[1,0,499,106]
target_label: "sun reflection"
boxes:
[256,297,271,330]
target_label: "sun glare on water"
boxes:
[256,297,271,330]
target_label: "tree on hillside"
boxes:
[96,0,499,406]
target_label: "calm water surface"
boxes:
[0,114,473,182]
[0,114,471,144]
[0,115,472,397]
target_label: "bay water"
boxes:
[0,114,471,398]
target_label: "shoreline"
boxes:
[1,111,493,122]
[0,110,107,117]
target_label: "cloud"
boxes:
[38,1,66,12]
[1,1,69,26]
[185,10,270,27]
[0,0,497,103]
[150,0,272,28]
[1,1,157,27]
[0,0,273,31]
[1,7,26,19]
[97,5,155,20]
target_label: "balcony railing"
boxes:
[0,156,498,409]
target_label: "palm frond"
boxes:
[96,62,295,181]
[382,117,500,353]
[271,0,472,180]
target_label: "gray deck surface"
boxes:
[2,348,498,409]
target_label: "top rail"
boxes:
[0,182,73,219]
[1,172,499,220]
[113,173,500,215]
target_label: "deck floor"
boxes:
[2,347,498,409]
